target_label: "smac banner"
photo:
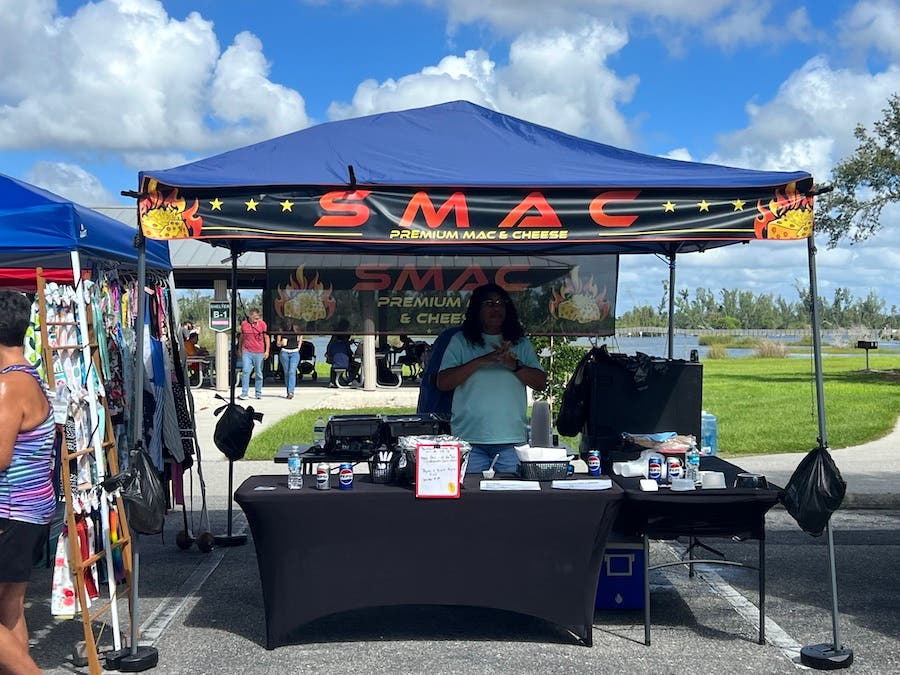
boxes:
[265,254,617,337]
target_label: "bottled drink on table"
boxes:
[685,443,701,485]
[288,445,303,490]
[700,410,718,455]
[313,417,327,448]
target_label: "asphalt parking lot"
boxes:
[24,457,900,674]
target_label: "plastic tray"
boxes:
[519,461,570,481]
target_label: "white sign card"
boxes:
[415,442,461,499]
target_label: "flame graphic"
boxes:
[754,181,814,239]
[549,268,610,323]
[139,179,202,239]
[274,265,336,323]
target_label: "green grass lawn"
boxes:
[246,354,900,460]
[703,354,899,456]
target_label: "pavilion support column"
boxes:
[214,278,229,391]
[362,293,376,391]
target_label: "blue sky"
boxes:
[2,0,899,315]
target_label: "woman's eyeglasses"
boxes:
[482,298,506,307]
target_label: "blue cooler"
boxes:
[595,541,645,610]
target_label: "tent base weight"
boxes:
[800,643,853,670]
[213,533,247,546]
[106,645,159,672]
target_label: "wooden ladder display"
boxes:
[36,268,134,675]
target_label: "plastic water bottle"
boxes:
[685,443,701,485]
[313,417,327,448]
[287,445,303,490]
[700,410,718,455]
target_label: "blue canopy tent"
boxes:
[0,171,171,273]
[135,101,848,667]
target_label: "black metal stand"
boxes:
[214,459,247,547]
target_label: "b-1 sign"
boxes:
[209,301,231,333]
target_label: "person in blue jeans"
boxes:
[437,283,546,474]
[239,309,268,400]
[276,324,302,399]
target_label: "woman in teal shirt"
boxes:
[437,283,546,474]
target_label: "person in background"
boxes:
[325,318,354,388]
[276,324,302,399]
[416,326,461,415]
[238,309,268,400]
[437,283,546,474]
[184,329,208,358]
[0,291,55,675]
[181,320,195,343]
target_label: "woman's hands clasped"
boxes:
[480,340,517,370]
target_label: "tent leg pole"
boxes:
[799,232,852,670]
[214,246,247,548]
[229,247,239,403]
[667,253,676,359]
[111,228,159,672]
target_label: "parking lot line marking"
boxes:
[140,516,248,645]
[662,542,807,669]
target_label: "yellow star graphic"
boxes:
[209,198,223,211]
[663,200,676,212]
[245,198,259,211]
[698,200,710,212]
[280,200,294,212]
[731,199,745,211]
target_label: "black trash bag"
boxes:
[780,446,847,537]
[213,399,263,461]
[103,448,166,535]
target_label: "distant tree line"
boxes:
[618,284,899,331]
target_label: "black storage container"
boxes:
[583,358,702,466]
[380,413,451,447]
[324,414,383,457]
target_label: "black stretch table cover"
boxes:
[235,474,623,648]
[612,456,781,539]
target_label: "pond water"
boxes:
[303,334,899,363]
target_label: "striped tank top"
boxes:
[0,364,56,524]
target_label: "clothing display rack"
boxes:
[36,265,133,675]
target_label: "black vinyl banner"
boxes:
[140,178,815,252]
[265,254,617,337]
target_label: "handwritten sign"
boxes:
[415,443,461,499]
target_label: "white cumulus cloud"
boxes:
[0,0,308,156]
[329,21,638,143]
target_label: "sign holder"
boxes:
[415,442,461,499]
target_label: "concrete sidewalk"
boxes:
[737,418,900,509]
[185,380,899,508]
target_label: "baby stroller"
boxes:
[396,339,430,380]
[297,340,317,381]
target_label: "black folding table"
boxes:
[611,456,781,645]
[236,474,623,648]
